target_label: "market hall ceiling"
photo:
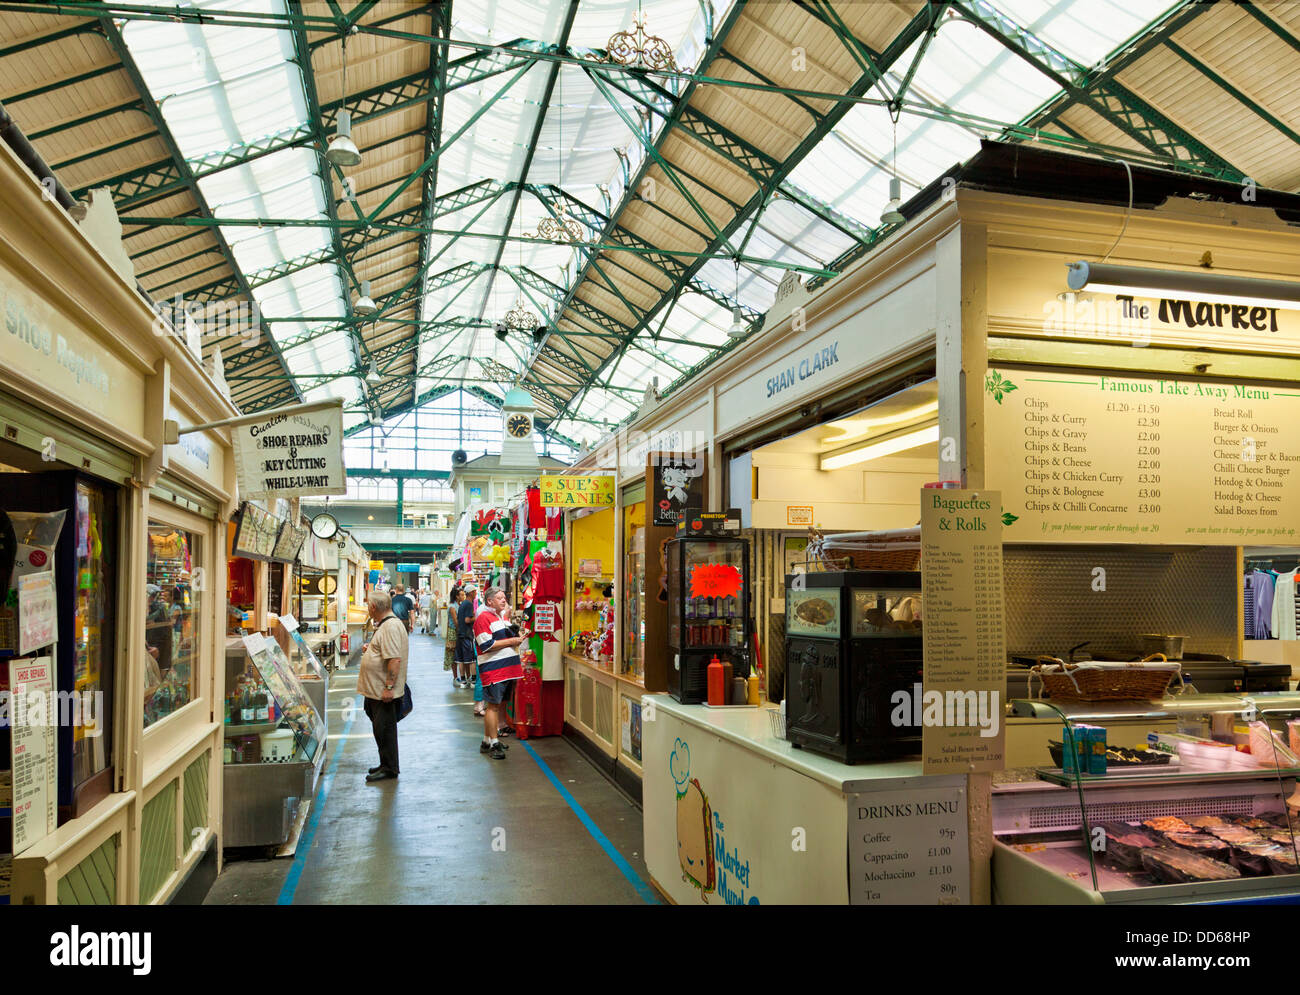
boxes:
[0,0,1294,446]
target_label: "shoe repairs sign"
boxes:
[233,400,347,499]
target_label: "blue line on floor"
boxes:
[519,738,659,905]
[278,690,360,906]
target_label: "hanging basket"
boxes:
[807,526,921,571]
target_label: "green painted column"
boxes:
[396,476,404,523]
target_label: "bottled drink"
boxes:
[255,689,269,722]
[240,685,255,723]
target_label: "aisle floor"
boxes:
[205,630,655,905]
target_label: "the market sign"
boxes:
[539,473,615,507]
[232,400,346,499]
[985,366,1300,544]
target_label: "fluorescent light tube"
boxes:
[1067,261,1300,311]
[820,424,939,470]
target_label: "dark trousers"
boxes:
[364,696,400,773]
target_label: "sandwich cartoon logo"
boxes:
[671,737,760,905]
[672,737,715,901]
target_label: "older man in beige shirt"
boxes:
[358,589,409,783]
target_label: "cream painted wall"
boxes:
[746,450,932,530]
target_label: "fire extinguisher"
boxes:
[340,631,350,654]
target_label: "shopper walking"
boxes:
[416,588,431,633]
[390,584,414,634]
[472,586,523,760]
[457,583,479,702]
[357,589,409,783]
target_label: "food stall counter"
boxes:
[643,695,969,906]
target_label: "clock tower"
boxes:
[500,385,539,467]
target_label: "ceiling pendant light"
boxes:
[880,109,904,226]
[365,358,381,383]
[353,279,377,315]
[726,258,747,338]
[326,34,362,167]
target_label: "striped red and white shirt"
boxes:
[473,606,523,686]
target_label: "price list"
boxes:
[9,657,57,854]
[985,368,1300,544]
[920,490,1007,774]
[847,781,970,905]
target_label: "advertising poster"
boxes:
[650,452,704,526]
[17,571,56,655]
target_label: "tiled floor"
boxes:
[205,631,654,905]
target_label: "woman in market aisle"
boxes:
[457,583,481,706]
[473,586,523,760]
[444,586,462,687]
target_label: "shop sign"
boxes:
[232,400,346,499]
[786,505,812,525]
[650,452,704,526]
[539,473,615,507]
[847,779,969,904]
[8,656,57,854]
[986,366,1300,544]
[533,602,557,633]
[369,560,384,570]
[17,571,56,655]
[0,263,145,436]
[920,489,1006,775]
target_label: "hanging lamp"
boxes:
[353,279,377,315]
[726,258,746,338]
[364,357,381,383]
[326,34,362,167]
[880,108,904,226]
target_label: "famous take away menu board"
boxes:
[920,490,1006,775]
[986,367,1300,544]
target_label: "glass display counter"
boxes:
[994,693,1300,904]
[222,632,327,848]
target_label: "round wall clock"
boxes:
[506,413,531,438]
[310,513,339,539]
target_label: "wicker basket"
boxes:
[808,527,921,571]
[1029,655,1183,702]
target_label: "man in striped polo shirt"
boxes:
[474,586,524,760]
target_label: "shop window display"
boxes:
[622,500,646,683]
[144,524,201,728]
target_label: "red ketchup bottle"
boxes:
[707,654,726,706]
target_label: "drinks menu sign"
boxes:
[920,490,1006,775]
[985,366,1300,544]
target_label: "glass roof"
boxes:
[115,0,1184,448]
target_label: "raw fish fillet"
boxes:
[1185,815,1230,829]
[1143,817,1194,834]
[1140,847,1241,883]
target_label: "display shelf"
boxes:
[1036,765,1300,788]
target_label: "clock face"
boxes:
[310,513,339,540]
[506,413,531,438]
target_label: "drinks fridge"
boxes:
[666,526,750,704]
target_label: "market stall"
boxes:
[576,142,1300,903]
[0,132,233,903]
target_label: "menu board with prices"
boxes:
[920,489,1006,774]
[9,657,56,854]
[847,779,969,905]
[986,366,1300,543]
